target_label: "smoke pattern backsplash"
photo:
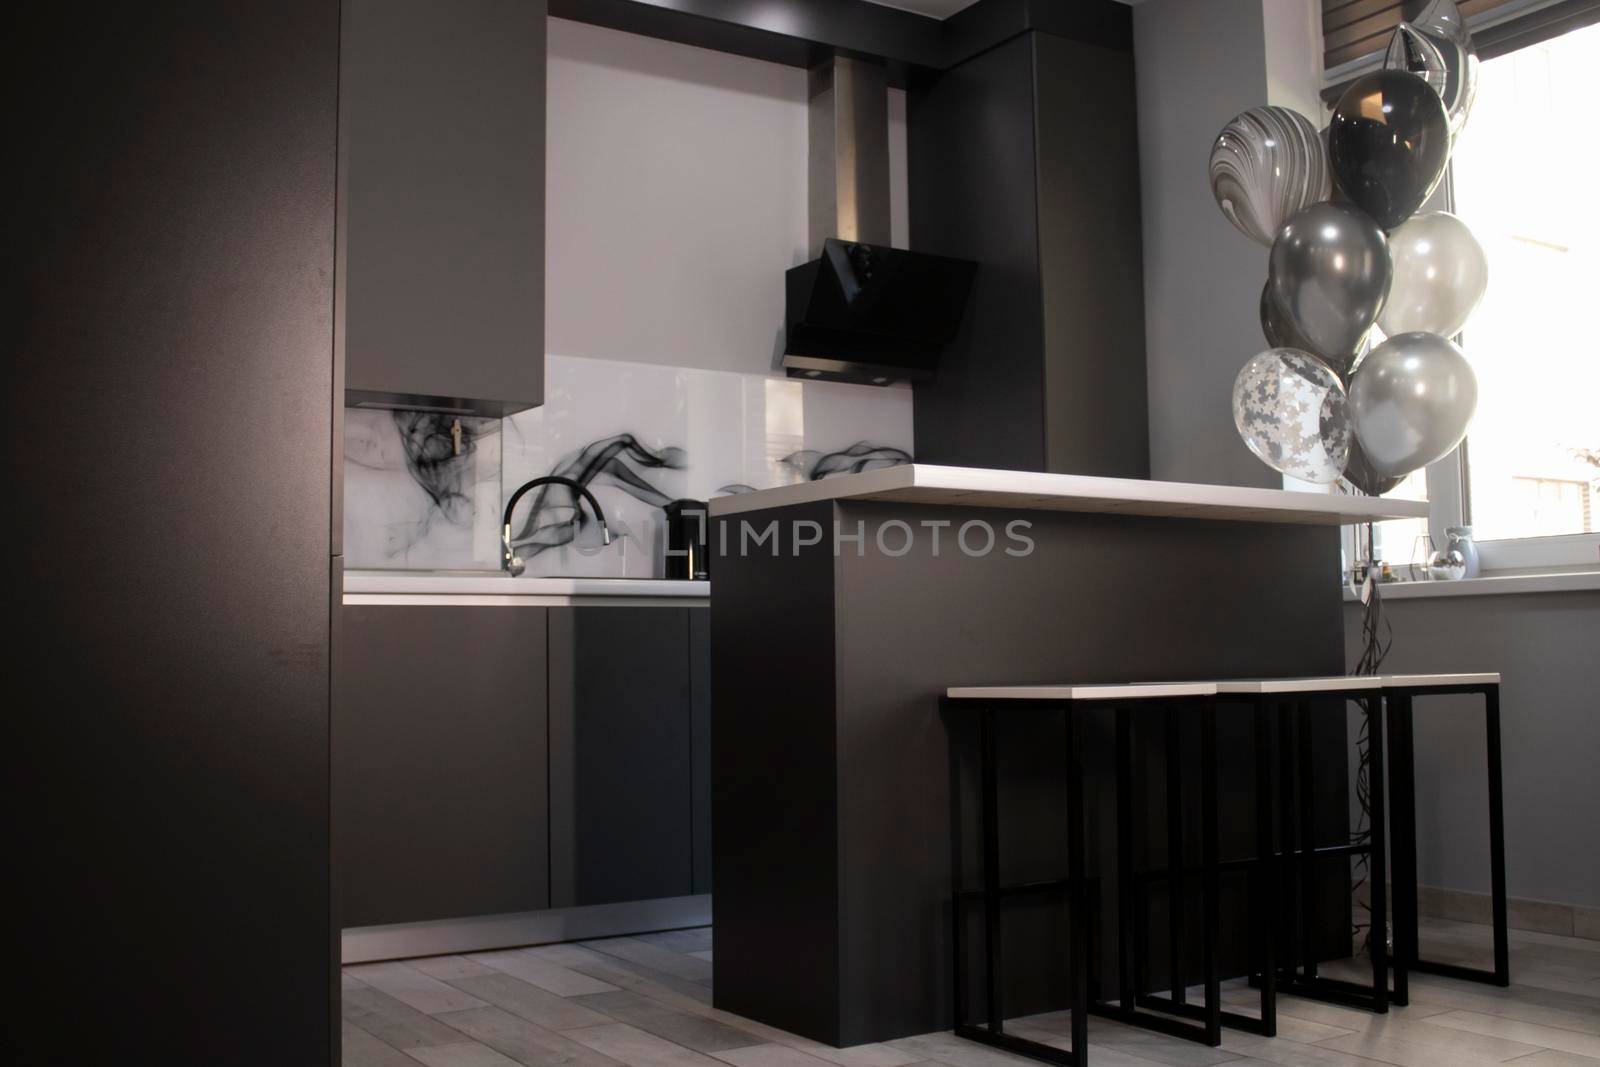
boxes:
[343,353,914,577]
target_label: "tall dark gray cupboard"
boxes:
[340,0,548,417]
[11,1,341,1064]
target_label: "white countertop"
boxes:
[706,465,1431,526]
[343,570,710,607]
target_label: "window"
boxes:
[1445,18,1600,569]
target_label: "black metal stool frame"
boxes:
[1384,678,1509,1007]
[946,693,1224,1065]
[1134,697,1279,1037]
[1267,694,1390,1015]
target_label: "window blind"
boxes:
[1321,0,1600,100]
[1322,0,1512,71]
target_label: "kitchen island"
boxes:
[707,466,1425,1047]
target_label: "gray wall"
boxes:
[545,17,907,376]
[1344,591,1600,909]
[1134,0,1278,488]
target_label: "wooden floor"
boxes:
[343,917,1600,1067]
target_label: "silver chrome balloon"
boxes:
[1232,348,1353,484]
[1209,106,1332,246]
[1268,202,1392,375]
[1384,0,1479,141]
[1349,331,1478,478]
[1379,211,1488,338]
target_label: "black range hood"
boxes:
[784,238,975,384]
[782,55,975,386]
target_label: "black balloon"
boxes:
[1260,281,1316,352]
[1329,70,1451,230]
[1342,436,1404,496]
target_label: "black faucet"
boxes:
[501,475,612,576]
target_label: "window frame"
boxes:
[1327,4,1600,576]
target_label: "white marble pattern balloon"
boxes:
[1209,106,1332,246]
[1379,211,1488,338]
[1232,348,1352,484]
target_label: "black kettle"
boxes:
[663,499,710,581]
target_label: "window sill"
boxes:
[1342,570,1600,602]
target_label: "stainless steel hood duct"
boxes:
[784,57,974,386]
[808,57,891,254]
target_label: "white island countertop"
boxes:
[707,464,1430,526]
[343,570,710,607]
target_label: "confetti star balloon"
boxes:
[1232,348,1353,484]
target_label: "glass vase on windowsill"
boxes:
[1407,533,1437,582]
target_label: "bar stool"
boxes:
[1125,681,1285,1037]
[944,681,1223,1067]
[1382,672,1508,1006]
[1214,677,1390,1015]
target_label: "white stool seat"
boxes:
[1216,676,1383,695]
[1382,672,1500,687]
[947,682,1217,701]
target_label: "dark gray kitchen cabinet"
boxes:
[690,608,713,894]
[340,0,547,417]
[550,607,701,907]
[337,605,550,928]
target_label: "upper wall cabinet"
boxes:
[341,0,546,417]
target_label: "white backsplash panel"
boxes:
[343,353,913,576]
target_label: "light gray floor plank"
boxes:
[342,985,473,1051]
[342,1019,422,1067]
[572,990,765,1052]
[1405,969,1600,1018]
[436,1005,632,1067]
[469,949,623,997]
[887,1030,1099,1067]
[407,1041,528,1067]
[528,942,716,1006]
[564,1021,732,1067]
[1220,1030,1395,1067]
[1316,1016,1548,1066]
[1505,1051,1600,1067]
[1420,1011,1600,1059]
[997,1012,1234,1066]
[1389,979,1600,1037]
[1221,988,1452,1032]
[998,1021,1176,1067]
[449,972,617,1031]
[697,1012,922,1067]
[1082,1016,1238,1067]
[344,960,490,1015]
[581,938,717,985]
[636,929,714,955]
[412,956,502,981]
[342,918,1600,1067]
[711,1044,885,1067]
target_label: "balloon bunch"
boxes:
[1211,0,1487,494]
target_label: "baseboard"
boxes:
[340,894,712,963]
[1358,883,1599,941]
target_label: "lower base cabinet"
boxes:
[336,600,710,932]
[550,607,702,907]
[336,605,550,929]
